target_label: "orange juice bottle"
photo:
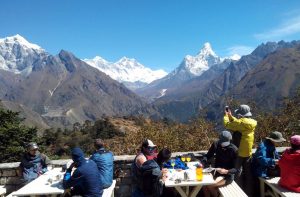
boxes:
[196,163,203,181]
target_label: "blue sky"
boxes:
[1,1,300,72]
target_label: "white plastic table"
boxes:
[165,170,215,197]
[12,168,65,197]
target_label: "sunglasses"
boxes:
[147,146,156,151]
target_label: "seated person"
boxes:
[90,138,114,189]
[279,135,300,192]
[19,142,50,183]
[132,139,158,191]
[251,131,286,178]
[132,148,170,197]
[156,148,171,170]
[251,131,286,196]
[63,147,102,197]
[202,130,238,197]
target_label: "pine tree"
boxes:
[0,108,38,162]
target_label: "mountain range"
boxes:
[135,43,239,100]
[1,34,300,128]
[83,56,167,90]
[0,35,156,128]
[152,40,300,121]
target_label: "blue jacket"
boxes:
[163,157,188,170]
[251,139,279,177]
[63,148,102,197]
[90,148,114,188]
[19,152,49,183]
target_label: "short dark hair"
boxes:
[157,148,171,166]
[94,139,104,149]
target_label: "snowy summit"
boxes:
[84,56,167,84]
[0,35,46,74]
[171,42,221,77]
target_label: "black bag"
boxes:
[232,131,242,148]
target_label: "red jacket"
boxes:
[279,148,300,192]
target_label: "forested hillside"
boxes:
[1,90,300,162]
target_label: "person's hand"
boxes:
[162,168,168,174]
[162,174,168,181]
[216,168,228,174]
[274,159,279,165]
[224,109,232,116]
[67,162,75,172]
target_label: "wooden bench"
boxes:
[102,180,116,197]
[218,180,248,197]
[259,177,300,197]
[0,186,6,197]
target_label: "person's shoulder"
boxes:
[257,141,267,151]
[88,159,97,166]
[136,154,147,166]
[228,143,238,151]
[243,117,257,124]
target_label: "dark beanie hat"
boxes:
[71,147,85,162]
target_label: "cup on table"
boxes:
[47,177,53,185]
[47,164,54,171]
[55,174,62,181]
[186,154,191,162]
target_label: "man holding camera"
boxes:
[223,105,257,196]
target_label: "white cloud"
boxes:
[254,13,300,40]
[226,45,254,56]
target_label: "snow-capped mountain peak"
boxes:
[84,56,167,85]
[178,42,221,76]
[229,54,241,60]
[0,34,43,51]
[220,54,241,62]
[116,57,141,68]
[0,35,46,75]
[197,42,217,57]
[92,56,110,64]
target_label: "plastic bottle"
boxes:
[196,162,203,181]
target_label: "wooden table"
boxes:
[165,170,215,197]
[12,168,65,197]
[259,177,300,197]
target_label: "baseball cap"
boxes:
[219,130,232,147]
[27,142,39,150]
[142,139,157,148]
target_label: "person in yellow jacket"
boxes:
[223,104,257,197]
